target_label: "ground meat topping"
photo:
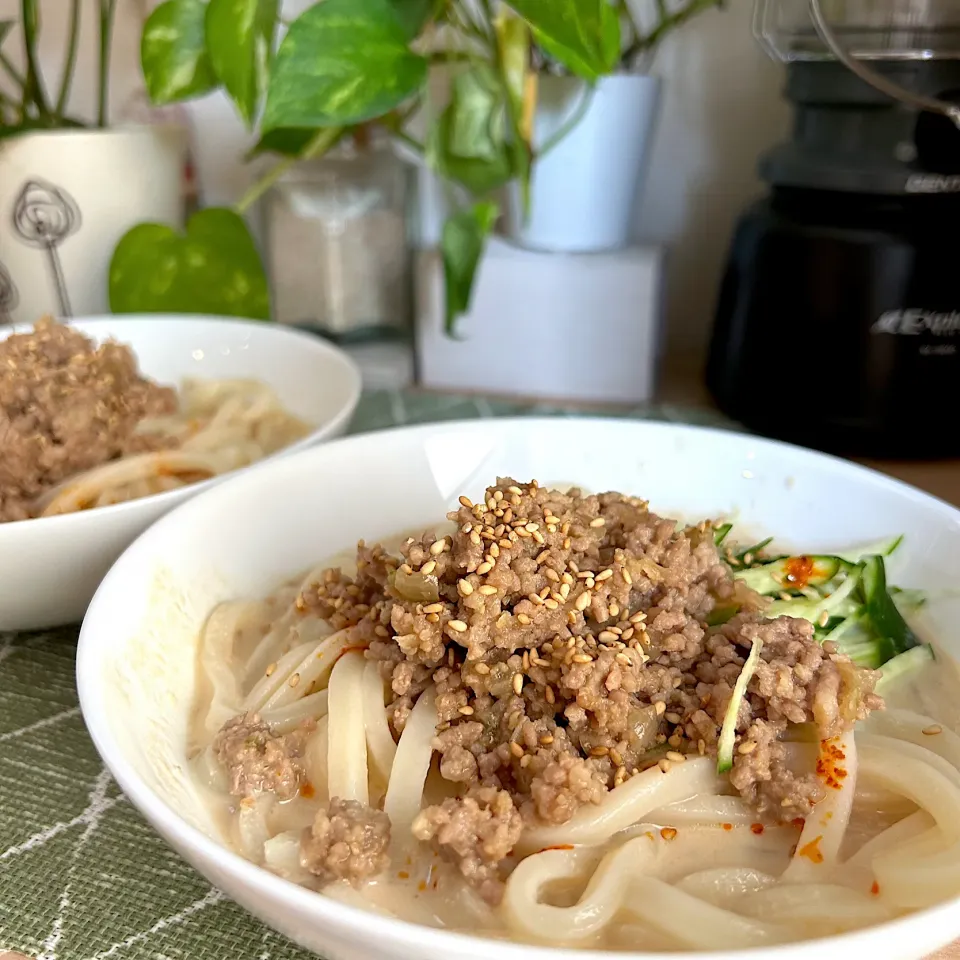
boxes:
[214,712,308,801]
[412,786,522,904]
[295,479,881,891]
[301,798,391,885]
[0,317,178,521]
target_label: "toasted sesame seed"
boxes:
[474,662,490,675]
[576,592,592,612]
[510,741,524,758]
[522,651,531,671]
[461,522,473,534]
[494,490,504,501]
[513,673,524,695]
[545,685,555,704]
[400,563,413,575]
[540,735,554,745]
[545,515,561,525]
[666,751,686,763]
[477,561,493,575]
[520,754,531,768]
[660,827,678,840]
[489,544,500,558]
[572,653,593,664]
[478,585,498,596]
[458,579,474,596]
[426,613,440,623]
[532,531,546,544]
[598,630,618,643]
[817,610,830,627]
[616,652,632,666]
[658,759,673,773]
[289,673,300,688]
[459,496,473,508]
[779,591,792,602]
[923,725,943,736]
[470,532,482,546]
[517,613,532,625]
[423,602,443,613]
[738,741,758,754]
[508,485,523,495]
[664,712,681,724]
[559,583,571,600]
[430,538,448,556]
[525,522,539,533]
[265,662,277,676]
[623,569,633,586]
[544,598,560,610]
[535,550,551,564]
[743,552,754,566]
[610,748,623,767]
[545,568,560,582]
[630,611,647,623]
[589,517,606,528]
[448,619,468,633]
[590,745,609,757]
[458,705,475,716]
[654,701,666,716]
[563,538,571,549]
[609,602,620,618]
[596,569,614,582]
[528,592,545,606]
[533,656,550,667]
[615,765,627,784]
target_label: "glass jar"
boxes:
[265,131,414,341]
[755,0,960,61]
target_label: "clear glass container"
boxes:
[755,0,960,62]
[265,131,414,341]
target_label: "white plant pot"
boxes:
[0,126,186,324]
[506,74,662,253]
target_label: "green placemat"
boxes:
[0,390,729,960]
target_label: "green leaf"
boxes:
[246,126,327,158]
[205,0,278,127]
[141,0,220,105]
[109,208,269,320]
[508,0,620,80]
[441,201,498,336]
[262,0,428,131]
[427,65,514,196]
[386,0,437,40]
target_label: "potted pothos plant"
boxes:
[115,0,721,334]
[0,1,187,324]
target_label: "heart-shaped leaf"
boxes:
[385,0,437,40]
[205,0,278,127]
[262,0,428,132]
[507,0,620,80]
[441,201,498,336]
[109,208,269,320]
[142,0,220,104]
[427,65,514,196]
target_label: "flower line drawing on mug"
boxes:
[0,258,18,325]
[11,178,82,317]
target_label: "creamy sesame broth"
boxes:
[189,479,960,951]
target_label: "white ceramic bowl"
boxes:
[77,418,960,960]
[0,314,360,630]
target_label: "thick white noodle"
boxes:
[260,690,329,734]
[518,757,719,851]
[503,837,790,948]
[261,631,354,712]
[243,639,319,712]
[263,830,313,884]
[384,687,438,838]
[736,883,892,933]
[781,734,858,884]
[649,795,756,826]
[36,377,308,517]
[303,716,329,795]
[362,661,397,782]
[675,867,777,908]
[865,708,960,769]
[197,601,248,738]
[858,738,960,908]
[233,794,275,864]
[326,652,369,806]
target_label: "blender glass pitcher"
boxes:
[756,0,960,120]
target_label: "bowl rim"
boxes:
[76,416,960,960]
[0,314,362,533]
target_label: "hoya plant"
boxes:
[113,0,721,332]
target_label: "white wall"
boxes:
[0,0,790,361]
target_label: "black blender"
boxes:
[707,0,960,458]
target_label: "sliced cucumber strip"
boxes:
[736,556,850,597]
[717,639,764,774]
[837,536,903,564]
[875,644,935,694]
[861,554,921,662]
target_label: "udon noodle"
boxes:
[189,480,960,950]
[0,317,310,520]
[37,377,309,516]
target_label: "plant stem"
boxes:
[97,0,118,128]
[538,83,594,157]
[20,0,50,117]
[56,0,82,119]
[623,0,721,65]
[236,126,343,214]
[0,51,24,91]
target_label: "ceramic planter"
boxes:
[505,74,662,253]
[0,126,186,324]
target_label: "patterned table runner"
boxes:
[0,391,725,960]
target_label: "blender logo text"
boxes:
[871,309,960,337]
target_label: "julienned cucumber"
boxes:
[736,556,849,597]
[861,554,921,661]
[837,536,903,564]
[717,639,764,774]
[875,644,934,693]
